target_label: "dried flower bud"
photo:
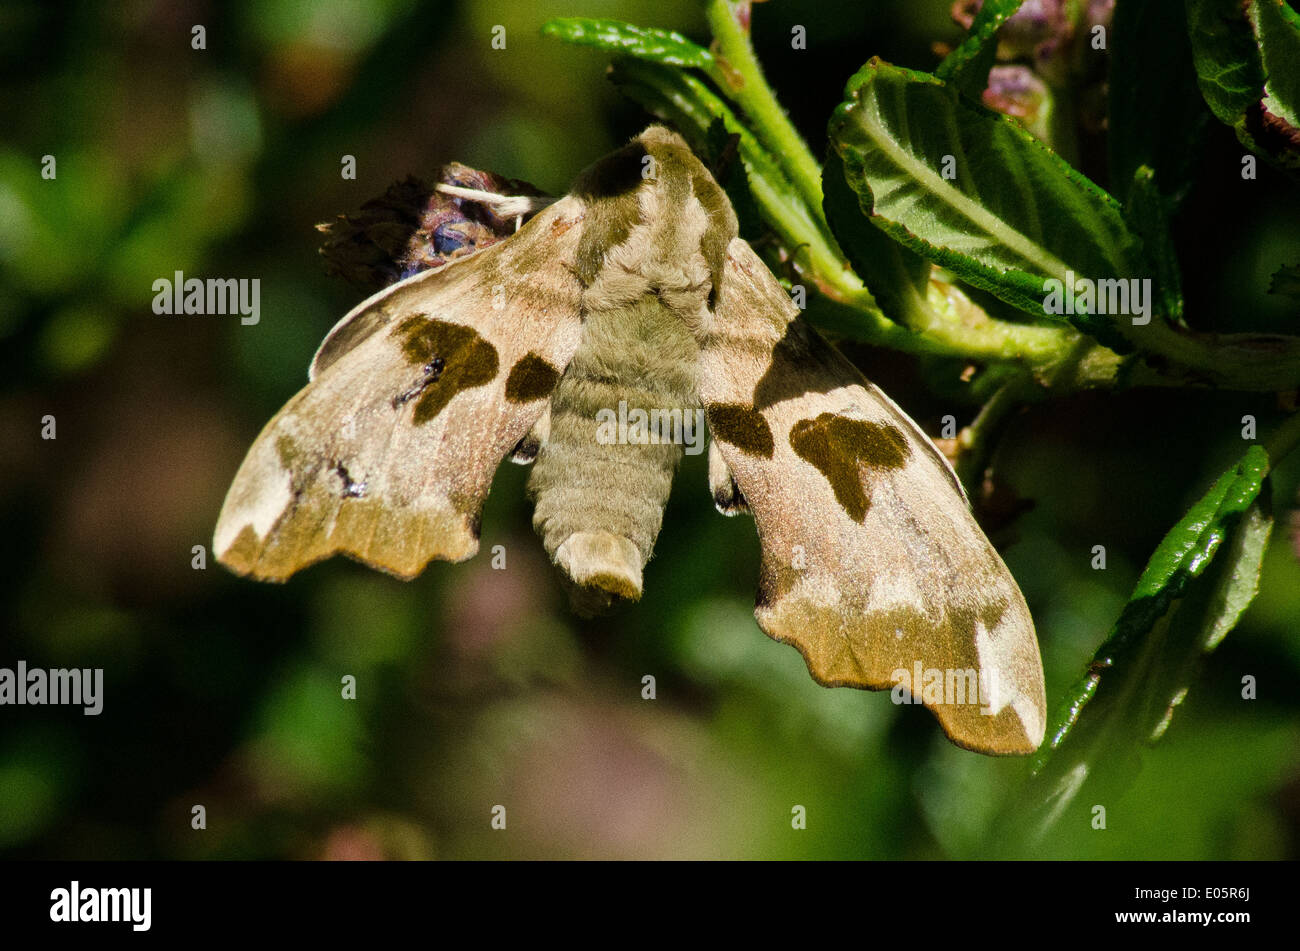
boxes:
[1003,0,1070,53]
[950,0,980,31]
[951,0,1069,57]
[317,164,550,290]
[983,65,1052,140]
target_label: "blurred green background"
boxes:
[1,0,1298,860]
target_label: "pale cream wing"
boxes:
[214,196,586,581]
[699,237,1045,754]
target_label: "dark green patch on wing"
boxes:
[707,403,774,457]
[392,316,499,425]
[690,168,736,308]
[572,141,647,286]
[950,598,1010,641]
[789,413,910,521]
[573,141,648,200]
[505,352,562,403]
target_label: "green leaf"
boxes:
[822,148,930,330]
[1010,445,1273,843]
[541,17,714,69]
[1123,166,1184,325]
[827,58,1141,348]
[1198,493,1272,653]
[936,0,1026,98]
[1250,0,1300,163]
[1185,0,1266,126]
[1097,447,1267,642]
[1186,0,1300,171]
[1108,0,1207,203]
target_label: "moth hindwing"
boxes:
[214,125,1045,755]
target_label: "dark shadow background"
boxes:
[0,0,1297,859]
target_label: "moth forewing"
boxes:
[309,196,585,379]
[701,239,1045,755]
[214,125,1045,754]
[213,196,588,582]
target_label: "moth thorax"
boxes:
[527,295,700,616]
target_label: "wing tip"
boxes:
[213,507,481,583]
[755,595,1046,756]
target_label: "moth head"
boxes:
[317,165,552,290]
[570,125,738,319]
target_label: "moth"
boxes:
[214,126,1046,755]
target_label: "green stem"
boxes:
[1125,320,1300,392]
[955,374,1038,488]
[704,0,828,232]
[920,277,1089,370]
[617,9,1146,386]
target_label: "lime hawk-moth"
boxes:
[214,126,1046,755]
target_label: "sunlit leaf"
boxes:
[828,58,1141,348]
[1187,0,1300,170]
[541,17,713,69]
[1009,446,1273,842]
[1251,0,1300,133]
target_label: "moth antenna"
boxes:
[434,183,555,219]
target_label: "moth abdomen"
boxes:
[527,296,699,614]
[553,530,644,616]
